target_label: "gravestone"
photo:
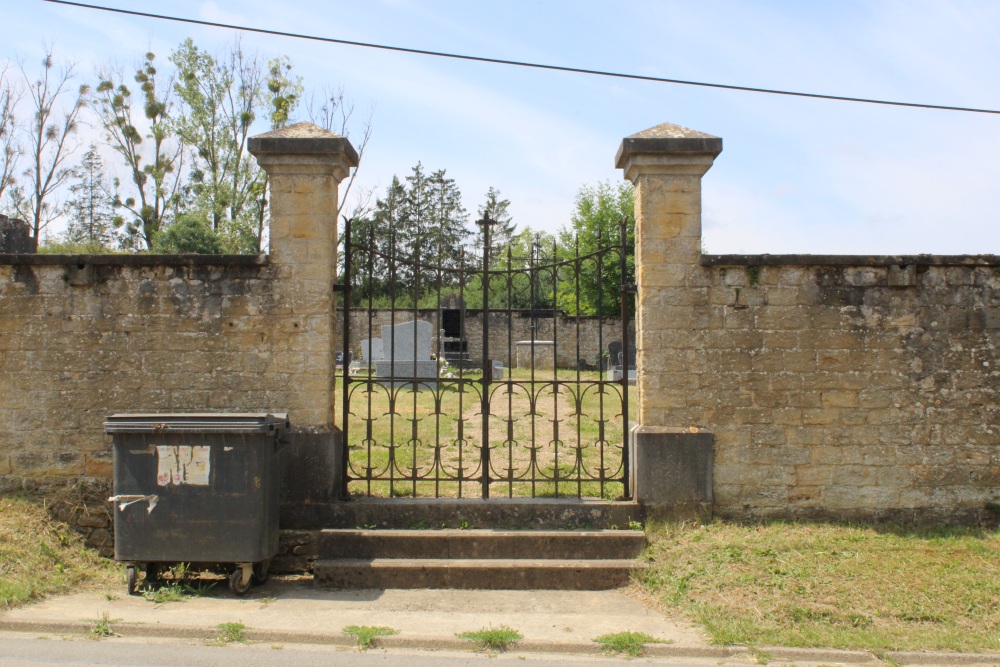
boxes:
[606,340,636,382]
[375,320,438,387]
[360,338,384,363]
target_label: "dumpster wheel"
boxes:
[252,559,271,585]
[229,564,252,596]
[125,566,138,596]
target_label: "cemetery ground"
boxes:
[3,493,999,654]
[339,367,631,499]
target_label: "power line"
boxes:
[41,0,1000,116]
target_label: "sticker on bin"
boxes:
[156,445,210,486]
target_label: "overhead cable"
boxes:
[41,0,1000,116]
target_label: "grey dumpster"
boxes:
[104,413,289,596]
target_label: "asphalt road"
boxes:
[0,636,717,667]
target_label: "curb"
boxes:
[3,619,1000,665]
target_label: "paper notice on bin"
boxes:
[156,446,210,486]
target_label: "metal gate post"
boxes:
[478,215,493,499]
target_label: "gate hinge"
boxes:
[620,284,637,293]
[332,283,349,293]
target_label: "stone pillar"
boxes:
[249,122,358,507]
[616,123,721,517]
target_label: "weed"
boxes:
[141,579,216,603]
[593,630,670,656]
[88,612,118,640]
[342,625,399,650]
[458,519,472,530]
[215,622,249,644]
[752,648,772,664]
[628,519,644,530]
[457,624,523,652]
[259,596,276,606]
[747,265,761,285]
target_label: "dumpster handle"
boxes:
[108,494,159,514]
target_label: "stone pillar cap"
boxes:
[615,123,722,169]
[248,121,360,166]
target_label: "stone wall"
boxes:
[340,308,629,369]
[0,215,33,254]
[0,122,358,537]
[0,255,279,481]
[620,123,1000,523]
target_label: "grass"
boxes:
[0,496,118,609]
[141,579,217,603]
[88,612,118,640]
[215,622,249,644]
[457,624,523,652]
[638,520,1000,653]
[594,630,670,656]
[339,367,631,499]
[342,625,399,649]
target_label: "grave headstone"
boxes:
[360,338,384,363]
[375,320,438,387]
[606,340,636,382]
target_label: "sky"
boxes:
[4,0,1000,254]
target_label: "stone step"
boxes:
[317,529,647,560]
[281,497,643,530]
[313,558,645,590]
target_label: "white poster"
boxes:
[156,446,210,486]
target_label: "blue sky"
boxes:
[6,0,1000,253]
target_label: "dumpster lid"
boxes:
[104,413,289,434]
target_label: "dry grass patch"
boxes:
[639,520,1000,653]
[0,496,118,609]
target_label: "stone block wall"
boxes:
[0,122,358,536]
[621,122,1000,522]
[341,308,629,369]
[0,256,279,482]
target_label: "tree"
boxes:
[92,51,182,250]
[15,49,88,250]
[151,214,223,254]
[478,186,515,265]
[170,38,303,253]
[62,143,120,248]
[307,84,373,220]
[0,62,22,211]
[557,180,635,317]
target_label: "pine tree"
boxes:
[477,186,515,267]
[63,144,120,248]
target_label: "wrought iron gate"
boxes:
[338,215,634,500]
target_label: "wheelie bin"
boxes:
[104,413,288,596]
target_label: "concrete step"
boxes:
[281,498,643,530]
[313,558,645,590]
[317,529,646,560]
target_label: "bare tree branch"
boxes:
[19,47,87,247]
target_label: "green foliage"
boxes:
[88,612,118,640]
[342,625,399,650]
[152,215,224,254]
[170,38,302,254]
[456,624,522,652]
[593,630,669,656]
[347,165,472,306]
[38,239,119,255]
[93,50,182,250]
[215,621,249,644]
[557,180,635,317]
